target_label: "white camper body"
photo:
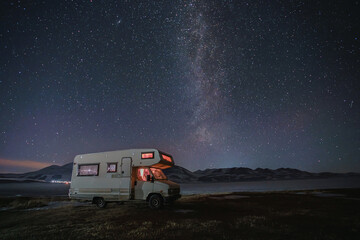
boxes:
[69,149,181,208]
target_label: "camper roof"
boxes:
[74,148,174,169]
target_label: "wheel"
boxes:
[148,194,163,209]
[95,198,107,208]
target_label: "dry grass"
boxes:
[0,197,51,210]
[0,189,359,240]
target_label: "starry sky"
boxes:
[0,0,359,173]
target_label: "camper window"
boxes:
[137,168,151,181]
[107,163,117,173]
[78,164,99,176]
[141,152,154,159]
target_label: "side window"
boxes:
[78,164,99,176]
[107,163,117,173]
[141,152,154,159]
[137,168,151,181]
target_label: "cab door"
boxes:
[134,167,154,200]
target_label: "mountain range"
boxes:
[1,163,359,183]
[0,163,73,182]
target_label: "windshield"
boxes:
[150,168,167,180]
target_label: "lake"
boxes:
[1,177,359,197]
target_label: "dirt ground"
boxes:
[0,189,359,240]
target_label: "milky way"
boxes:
[180,2,229,147]
[0,0,359,173]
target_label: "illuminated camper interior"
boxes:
[137,167,167,181]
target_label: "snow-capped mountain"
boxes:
[0,163,73,182]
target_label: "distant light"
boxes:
[51,180,71,184]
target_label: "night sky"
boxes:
[0,0,359,173]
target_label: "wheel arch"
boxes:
[92,196,103,203]
[146,192,164,202]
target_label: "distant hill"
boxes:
[162,165,198,183]
[1,163,358,183]
[192,167,359,182]
[167,167,359,183]
[0,163,72,182]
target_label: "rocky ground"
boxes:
[0,188,359,240]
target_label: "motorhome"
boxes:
[69,149,181,209]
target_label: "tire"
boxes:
[95,198,107,208]
[148,194,163,209]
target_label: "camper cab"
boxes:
[69,149,181,209]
